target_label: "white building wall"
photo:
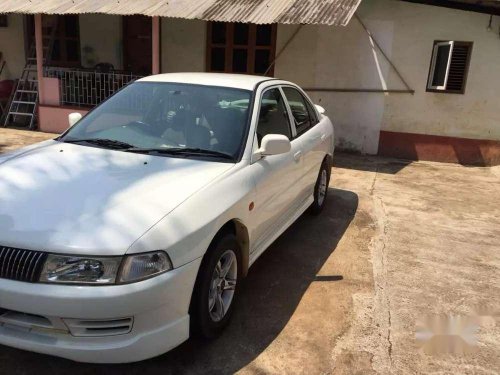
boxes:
[0,14,26,80]
[275,0,500,153]
[161,18,206,73]
[275,21,393,154]
[79,16,208,73]
[0,15,207,78]
[79,16,207,72]
[156,17,389,154]
[2,3,498,156]
[79,14,122,69]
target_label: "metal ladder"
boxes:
[3,17,58,129]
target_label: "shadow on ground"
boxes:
[334,152,412,174]
[0,187,358,375]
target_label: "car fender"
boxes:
[126,162,256,270]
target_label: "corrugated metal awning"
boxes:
[0,0,362,26]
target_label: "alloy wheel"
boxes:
[208,250,237,322]
[318,169,328,206]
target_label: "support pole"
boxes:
[34,14,44,104]
[264,24,303,76]
[152,16,160,75]
[354,14,414,94]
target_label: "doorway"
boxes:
[123,15,152,75]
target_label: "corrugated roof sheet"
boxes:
[0,0,362,26]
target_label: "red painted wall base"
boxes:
[378,131,500,166]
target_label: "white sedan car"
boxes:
[0,73,334,363]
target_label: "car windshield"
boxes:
[60,82,252,160]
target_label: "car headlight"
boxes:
[39,255,121,284]
[39,251,172,285]
[119,251,172,283]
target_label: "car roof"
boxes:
[138,72,276,91]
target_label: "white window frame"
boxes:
[427,41,454,91]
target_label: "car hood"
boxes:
[0,141,233,255]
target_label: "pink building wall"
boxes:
[41,78,60,106]
[39,105,89,134]
[38,77,88,134]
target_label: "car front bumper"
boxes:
[0,258,202,363]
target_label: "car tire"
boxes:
[190,232,242,339]
[310,159,331,215]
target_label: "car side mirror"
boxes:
[257,134,291,157]
[315,104,326,114]
[68,112,83,127]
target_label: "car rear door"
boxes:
[249,87,304,250]
[282,86,328,199]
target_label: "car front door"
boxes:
[282,86,327,200]
[249,87,304,252]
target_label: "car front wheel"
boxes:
[190,233,241,338]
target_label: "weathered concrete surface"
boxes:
[330,155,500,375]
[0,129,499,374]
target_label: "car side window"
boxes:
[304,96,319,125]
[282,87,315,137]
[256,88,292,146]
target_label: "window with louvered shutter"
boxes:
[427,41,472,94]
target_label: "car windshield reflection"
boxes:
[61,82,252,161]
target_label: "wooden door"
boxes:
[123,16,152,75]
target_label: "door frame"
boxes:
[122,15,154,75]
[250,84,297,164]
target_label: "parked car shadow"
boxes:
[0,187,358,375]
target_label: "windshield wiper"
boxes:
[63,138,135,150]
[125,147,234,160]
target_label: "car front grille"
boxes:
[0,246,47,282]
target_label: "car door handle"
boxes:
[293,151,302,161]
[313,134,326,141]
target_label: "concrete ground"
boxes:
[0,128,57,154]
[0,128,499,374]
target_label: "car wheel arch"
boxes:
[212,219,250,278]
[188,218,250,326]
[324,153,333,171]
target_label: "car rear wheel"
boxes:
[310,160,331,215]
[190,233,241,338]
